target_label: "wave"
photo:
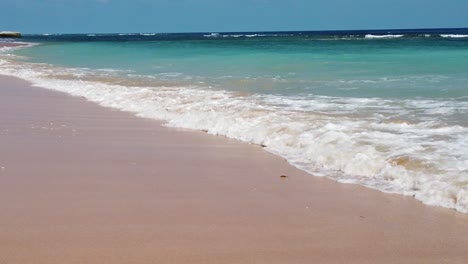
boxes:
[0,46,15,53]
[365,34,404,39]
[245,34,267,38]
[1,44,467,214]
[203,33,290,38]
[440,34,468,38]
[38,33,63,36]
[204,33,220,37]
[0,42,38,53]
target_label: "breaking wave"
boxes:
[1,43,467,214]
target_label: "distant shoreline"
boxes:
[0,31,21,38]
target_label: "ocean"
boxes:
[1,28,468,213]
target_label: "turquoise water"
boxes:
[14,37,468,98]
[1,31,468,213]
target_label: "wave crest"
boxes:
[365,34,404,39]
[440,34,468,38]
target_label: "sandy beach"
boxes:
[0,74,467,263]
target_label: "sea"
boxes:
[1,28,468,213]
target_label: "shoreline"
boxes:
[1,74,467,263]
[2,41,467,214]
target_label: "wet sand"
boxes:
[0,75,467,263]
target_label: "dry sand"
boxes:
[0,75,467,263]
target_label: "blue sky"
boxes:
[1,0,467,33]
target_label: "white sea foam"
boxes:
[440,34,468,38]
[204,33,287,38]
[0,52,467,214]
[225,34,243,38]
[0,46,15,53]
[0,42,39,54]
[204,33,220,37]
[365,34,404,39]
[245,34,267,38]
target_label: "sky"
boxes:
[1,0,467,34]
